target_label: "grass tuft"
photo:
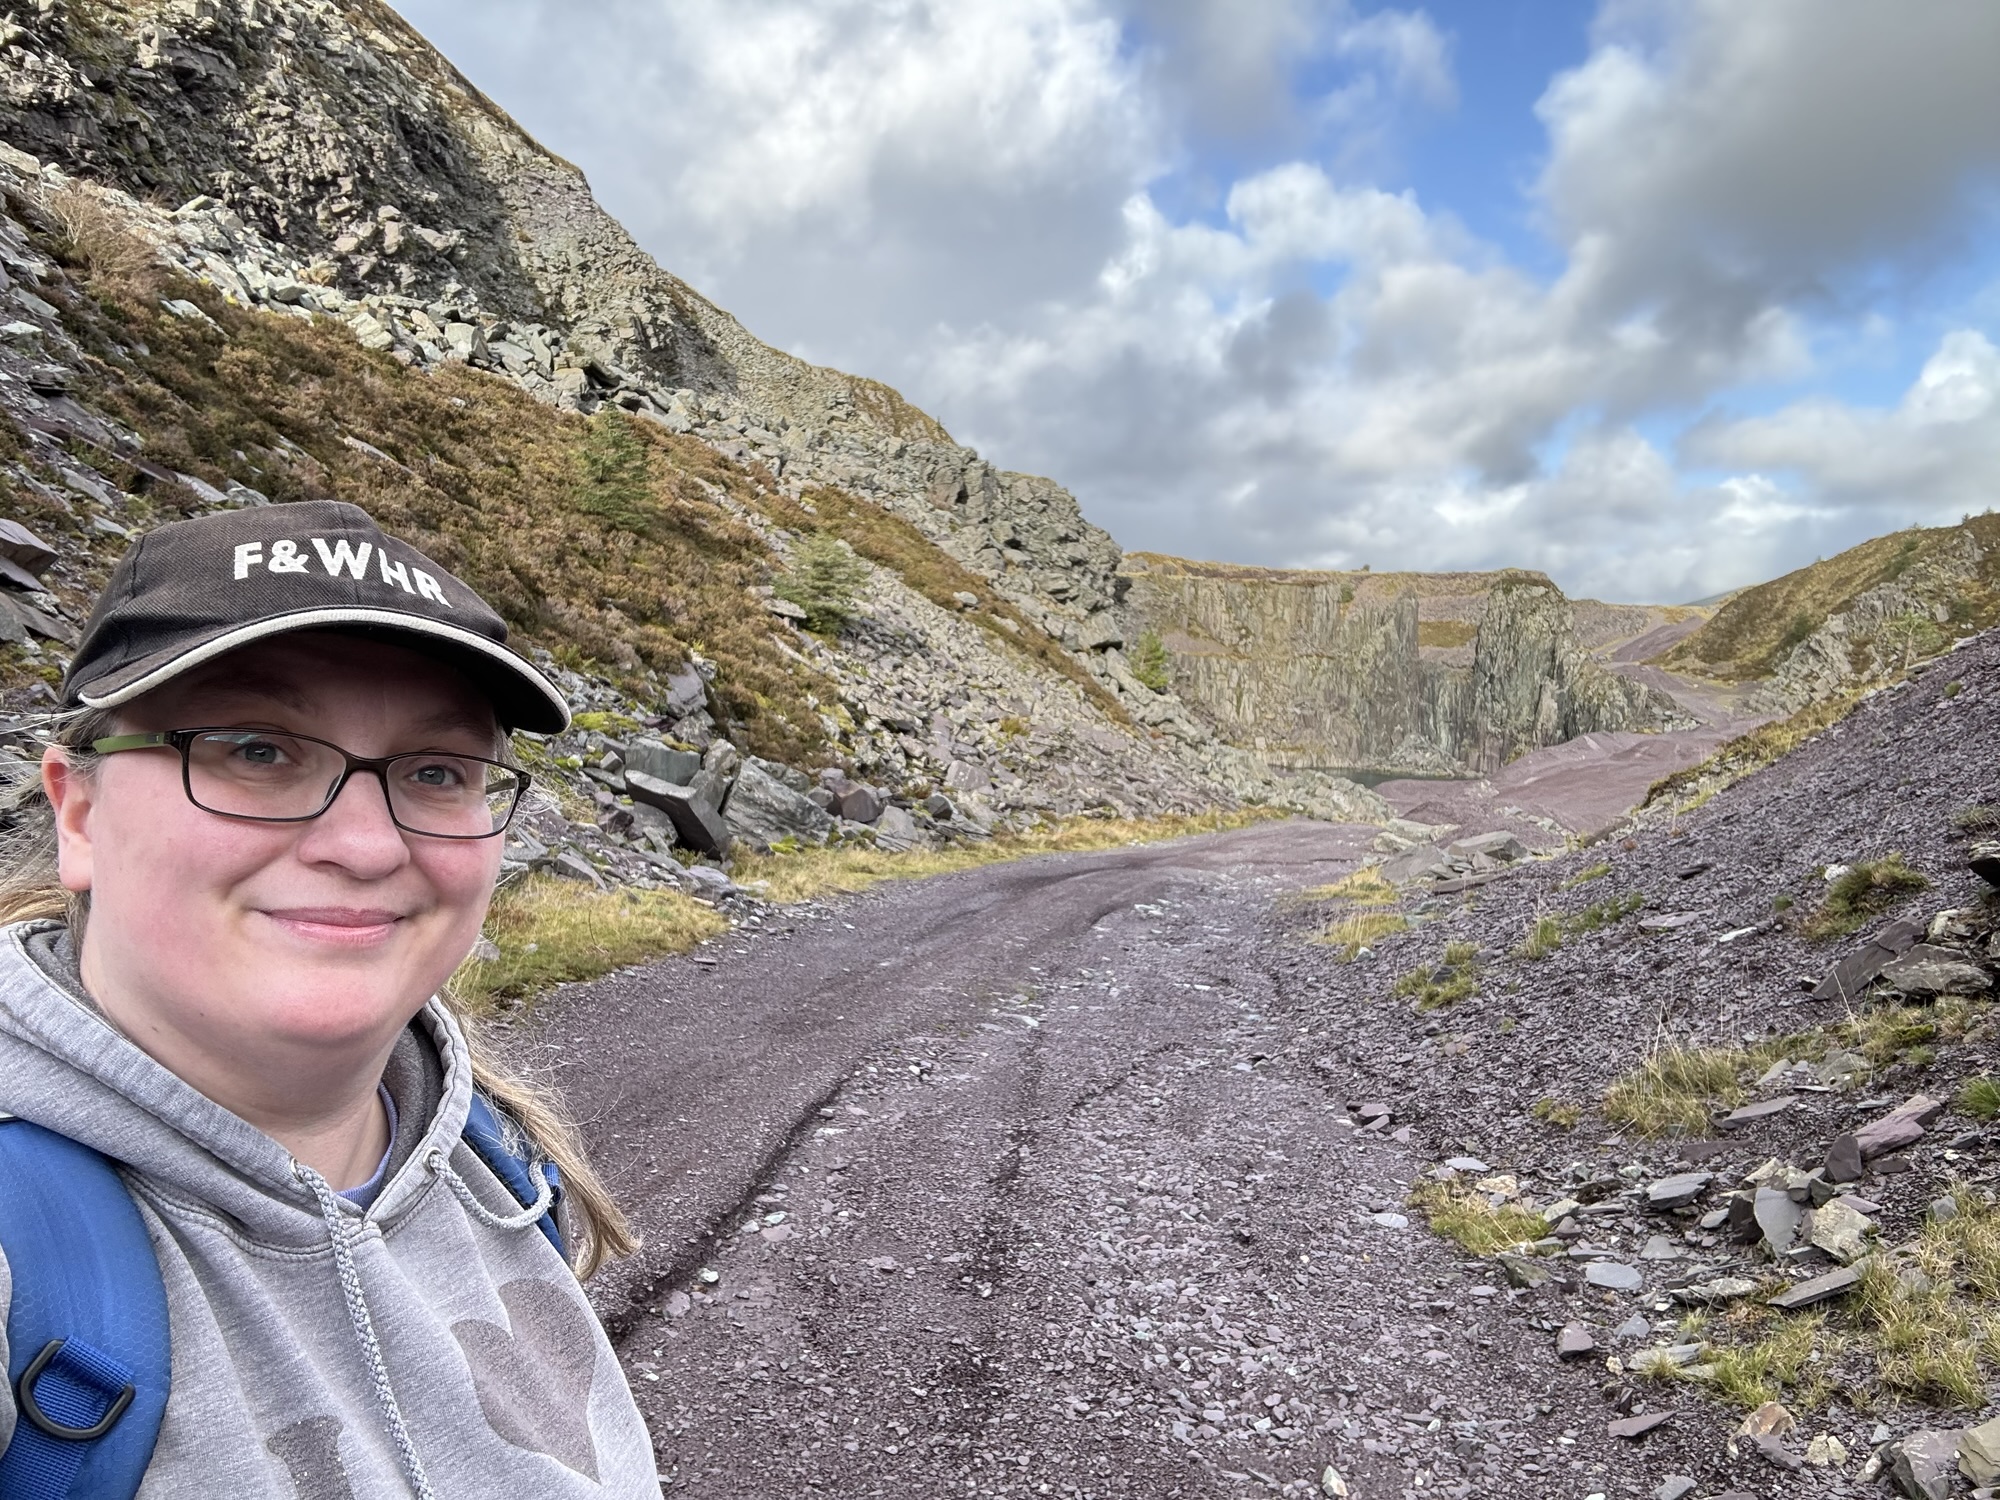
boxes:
[1802,855,1931,940]
[1958,1075,2000,1121]
[452,875,730,1012]
[1530,1097,1582,1130]
[1319,909,1410,960]
[1603,1044,1753,1136]
[1302,867,1398,906]
[1514,915,1563,960]
[1956,804,2000,835]
[1408,1181,1549,1256]
[1391,939,1483,1011]
[1561,861,1612,890]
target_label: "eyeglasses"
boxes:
[91,728,529,840]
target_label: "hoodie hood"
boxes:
[0,920,473,1250]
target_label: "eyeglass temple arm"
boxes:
[90,733,175,754]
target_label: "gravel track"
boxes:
[517,823,1713,1499]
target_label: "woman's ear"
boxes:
[42,747,95,895]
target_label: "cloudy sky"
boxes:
[390,0,2000,603]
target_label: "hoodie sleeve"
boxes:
[0,1239,14,1455]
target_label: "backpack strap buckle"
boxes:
[16,1337,137,1441]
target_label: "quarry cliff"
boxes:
[1122,555,1693,776]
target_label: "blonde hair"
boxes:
[0,708,636,1279]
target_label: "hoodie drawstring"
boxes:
[425,1146,555,1232]
[294,1160,438,1500]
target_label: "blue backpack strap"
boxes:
[0,1116,170,1499]
[461,1094,566,1262]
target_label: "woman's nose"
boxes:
[294,769,412,874]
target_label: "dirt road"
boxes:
[519,823,1677,1499]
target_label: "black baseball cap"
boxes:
[61,501,570,733]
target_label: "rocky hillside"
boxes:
[0,0,1136,660]
[1123,554,1694,776]
[0,0,1410,896]
[1282,623,2000,1489]
[1661,516,2000,712]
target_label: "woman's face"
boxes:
[45,632,506,1085]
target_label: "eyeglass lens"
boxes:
[185,731,521,836]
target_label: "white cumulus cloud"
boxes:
[393,0,2000,602]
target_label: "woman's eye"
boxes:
[408,762,467,789]
[236,740,288,766]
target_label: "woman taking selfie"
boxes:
[0,501,661,1497]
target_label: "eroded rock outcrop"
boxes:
[0,0,1129,654]
[1124,559,1688,775]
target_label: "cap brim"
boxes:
[73,607,571,734]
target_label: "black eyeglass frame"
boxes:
[89,728,529,841]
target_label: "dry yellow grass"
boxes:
[1300,867,1397,905]
[1407,1181,1549,1255]
[1644,689,1864,809]
[1316,908,1409,959]
[452,875,730,1012]
[733,809,1282,903]
[1603,1044,1757,1136]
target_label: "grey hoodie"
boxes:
[0,921,663,1498]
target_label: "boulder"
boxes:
[944,759,990,792]
[1890,1429,1961,1500]
[625,769,732,856]
[1958,1414,2000,1486]
[1447,831,1527,863]
[663,663,708,719]
[1823,1133,1864,1183]
[1811,917,1924,1002]
[873,804,925,851]
[831,781,884,824]
[704,739,743,781]
[1646,1172,1712,1210]
[0,517,56,579]
[628,800,679,849]
[624,738,702,788]
[1879,944,1992,999]
[1805,1198,1873,1264]
[722,759,835,851]
[749,757,815,796]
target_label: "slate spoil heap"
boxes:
[1278,630,2000,1497]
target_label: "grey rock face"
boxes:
[1889,1429,1961,1500]
[722,760,836,851]
[1880,943,1993,998]
[1122,563,1689,776]
[624,738,702,788]
[625,769,732,856]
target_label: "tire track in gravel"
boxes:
[521,822,1676,1497]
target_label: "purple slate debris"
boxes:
[1718,1095,1796,1130]
[1637,912,1701,932]
[1350,1101,1391,1124]
[1812,917,1925,1002]
[1555,1324,1597,1359]
[1645,1171,1712,1209]
[1767,1261,1866,1311]
[1825,1133,1865,1183]
[1753,1432,1803,1470]
[1607,1410,1675,1440]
